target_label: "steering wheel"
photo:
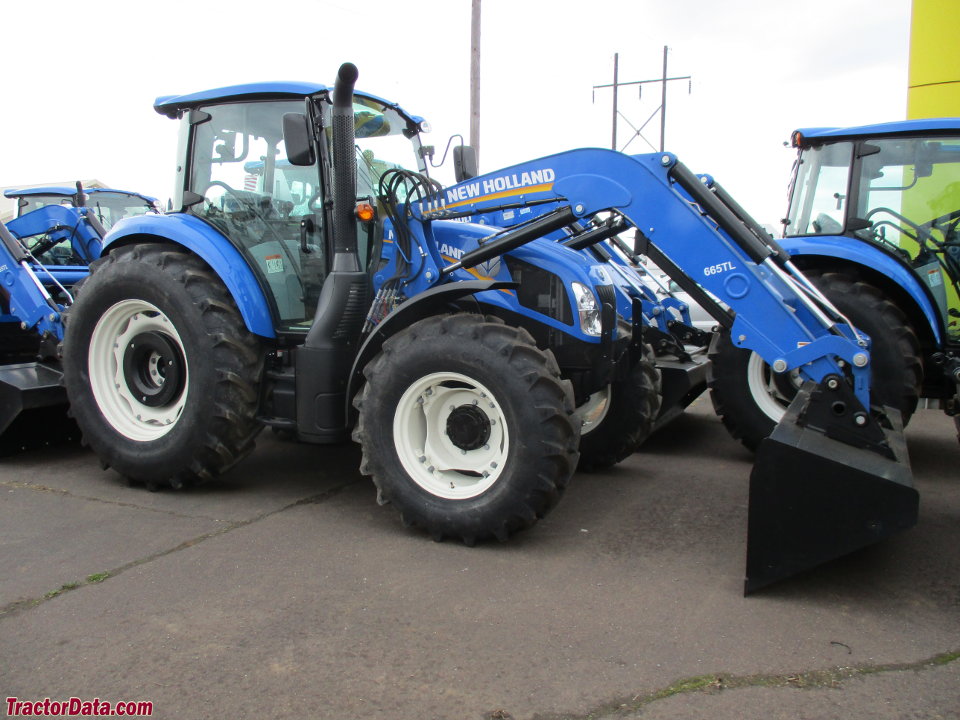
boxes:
[206,180,252,206]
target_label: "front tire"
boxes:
[575,343,661,471]
[709,271,922,451]
[353,314,580,544]
[62,244,265,487]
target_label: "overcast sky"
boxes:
[2,0,911,225]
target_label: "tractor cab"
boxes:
[785,120,960,340]
[154,84,430,333]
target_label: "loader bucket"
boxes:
[744,379,917,594]
[0,362,77,454]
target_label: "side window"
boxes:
[857,139,960,258]
[854,138,960,337]
[189,101,326,329]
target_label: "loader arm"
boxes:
[0,221,65,341]
[419,148,918,593]
[425,149,868,404]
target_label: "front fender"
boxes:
[345,280,515,415]
[103,213,275,339]
[783,234,943,345]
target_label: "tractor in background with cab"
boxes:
[709,119,960,451]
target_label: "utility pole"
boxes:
[659,45,669,152]
[470,0,481,164]
[592,47,691,153]
[611,52,619,150]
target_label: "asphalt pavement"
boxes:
[1,397,958,719]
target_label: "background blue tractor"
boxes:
[709,119,960,450]
[0,194,110,451]
[6,186,159,233]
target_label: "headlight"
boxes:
[571,282,602,336]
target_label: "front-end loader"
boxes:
[0,199,106,451]
[54,63,916,592]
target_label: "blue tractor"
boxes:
[709,119,960,450]
[0,196,109,450]
[0,183,158,450]
[6,186,159,234]
[56,64,917,592]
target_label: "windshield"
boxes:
[85,192,157,229]
[786,142,853,236]
[16,192,156,230]
[327,97,424,198]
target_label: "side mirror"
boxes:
[283,113,316,166]
[454,145,478,182]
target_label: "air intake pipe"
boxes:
[331,61,360,270]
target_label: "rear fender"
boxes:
[783,235,943,346]
[103,213,275,339]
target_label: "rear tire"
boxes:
[709,271,922,451]
[576,343,661,471]
[62,244,264,487]
[353,314,580,544]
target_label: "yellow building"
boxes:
[908,0,960,118]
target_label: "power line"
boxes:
[592,47,692,152]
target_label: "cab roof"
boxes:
[794,118,960,144]
[3,186,157,203]
[153,82,425,127]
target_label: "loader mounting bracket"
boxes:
[794,374,895,460]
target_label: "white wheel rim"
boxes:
[88,299,189,441]
[574,386,611,436]
[746,352,802,424]
[393,371,509,500]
